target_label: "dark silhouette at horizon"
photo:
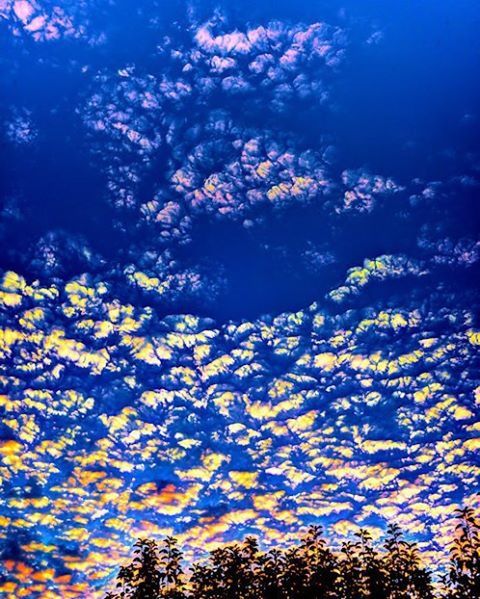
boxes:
[104,507,480,599]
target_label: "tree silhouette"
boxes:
[383,524,433,599]
[445,507,480,598]
[279,543,309,597]
[105,538,161,599]
[158,537,187,599]
[105,537,187,599]
[338,540,364,599]
[257,548,284,599]
[355,528,388,599]
[104,509,480,599]
[192,536,261,599]
[300,525,339,598]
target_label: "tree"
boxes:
[295,525,339,598]
[158,536,187,599]
[190,561,217,599]
[105,538,161,599]
[383,524,433,599]
[257,548,285,599]
[104,510,480,599]
[190,536,261,599]
[338,540,363,599]
[445,507,480,598]
[356,528,388,599]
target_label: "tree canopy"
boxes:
[104,507,480,598]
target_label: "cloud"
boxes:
[327,254,427,304]
[169,120,334,223]
[4,108,38,146]
[1,267,479,593]
[80,17,347,238]
[0,0,107,43]
[339,169,403,213]
[0,4,479,596]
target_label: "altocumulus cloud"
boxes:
[0,1,479,597]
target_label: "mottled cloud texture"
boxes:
[0,1,479,596]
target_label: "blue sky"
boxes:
[0,0,479,595]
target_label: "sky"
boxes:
[0,0,480,596]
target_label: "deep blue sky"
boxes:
[1,0,479,319]
[0,1,479,595]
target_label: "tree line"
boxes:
[104,507,480,599]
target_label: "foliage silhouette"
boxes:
[104,508,479,599]
[444,507,480,598]
[105,537,187,599]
